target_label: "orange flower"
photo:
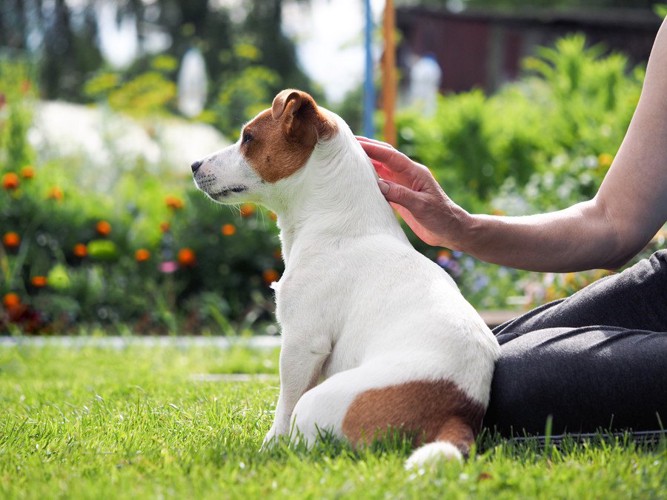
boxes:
[268,211,278,222]
[160,221,171,233]
[2,172,19,190]
[31,276,47,288]
[96,220,112,236]
[165,195,185,210]
[438,249,452,260]
[240,203,255,217]
[47,186,63,201]
[3,292,20,309]
[135,248,151,262]
[73,243,88,258]
[177,248,196,267]
[2,232,20,249]
[598,153,614,169]
[221,224,236,236]
[263,269,280,285]
[20,166,35,179]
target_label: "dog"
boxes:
[191,89,500,468]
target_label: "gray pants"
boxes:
[483,250,667,436]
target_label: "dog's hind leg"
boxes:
[339,377,485,469]
[289,362,486,469]
[289,368,370,447]
[289,361,397,447]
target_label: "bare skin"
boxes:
[359,18,667,273]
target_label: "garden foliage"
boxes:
[1,36,664,333]
[1,61,283,334]
[396,35,663,309]
[397,35,643,210]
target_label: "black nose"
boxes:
[191,160,203,173]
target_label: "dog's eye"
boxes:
[242,131,253,145]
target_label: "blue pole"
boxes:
[363,0,375,138]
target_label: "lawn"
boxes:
[1,339,665,499]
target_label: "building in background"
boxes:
[397,6,662,94]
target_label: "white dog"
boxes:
[191,89,500,468]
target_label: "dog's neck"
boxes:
[267,130,409,265]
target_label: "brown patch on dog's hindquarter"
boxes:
[242,90,337,183]
[342,380,485,454]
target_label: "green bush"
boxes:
[0,158,283,334]
[0,62,283,334]
[0,161,283,334]
[397,35,643,211]
[395,35,651,309]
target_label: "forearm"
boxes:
[360,15,667,273]
[457,199,625,272]
[455,19,667,272]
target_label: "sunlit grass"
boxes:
[0,342,665,499]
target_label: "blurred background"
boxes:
[1,0,665,335]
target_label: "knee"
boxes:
[650,249,667,272]
[291,391,318,443]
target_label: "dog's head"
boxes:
[191,89,337,206]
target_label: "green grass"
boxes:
[1,341,665,499]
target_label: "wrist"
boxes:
[441,204,476,252]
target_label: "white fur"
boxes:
[193,99,501,463]
[405,442,463,470]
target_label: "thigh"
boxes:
[293,360,487,449]
[483,325,667,436]
[494,250,667,342]
[291,361,398,446]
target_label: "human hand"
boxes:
[357,137,469,249]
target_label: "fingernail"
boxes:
[378,179,389,194]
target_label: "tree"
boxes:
[0,0,313,104]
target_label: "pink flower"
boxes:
[159,261,178,273]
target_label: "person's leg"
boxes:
[483,325,667,435]
[494,250,667,343]
[483,250,667,436]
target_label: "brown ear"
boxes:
[271,89,336,145]
[271,89,305,120]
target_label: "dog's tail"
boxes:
[404,418,473,470]
[404,441,463,469]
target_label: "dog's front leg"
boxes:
[263,336,329,447]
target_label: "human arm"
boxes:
[359,19,667,273]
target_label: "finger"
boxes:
[370,159,385,174]
[356,135,392,148]
[360,142,399,178]
[358,139,437,193]
[359,141,419,178]
[358,138,398,162]
[370,159,395,181]
[377,179,424,212]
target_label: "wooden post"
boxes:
[382,0,397,146]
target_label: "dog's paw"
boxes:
[260,427,280,452]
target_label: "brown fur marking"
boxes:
[242,90,337,183]
[341,380,485,454]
